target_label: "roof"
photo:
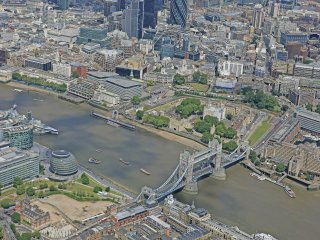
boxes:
[114,205,146,221]
[26,57,51,64]
[88,71,119,79]
[105,77,142,88]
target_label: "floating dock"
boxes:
[91,112,136,131]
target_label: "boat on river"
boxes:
[88,157,101,164]
[284,186,296,198]
[119,158,130,165]
[96,149,103,153]
[13,88,23,92]
[140,168,150,175]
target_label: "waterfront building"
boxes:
[50,150,78,176]
[0,147,39,187]
[0,70,11,83]
[94,49,124,72]
[24,57,52,71]
[170,0,188,28]
[252,4,264,30]
[294,108,320,135]
[111,205,148,227]
[67,79,98,100]
[3,125,33,150]
[92,86,120,106]
[52,63,71,77]
[16,199,50,229]
[100,76,143,101]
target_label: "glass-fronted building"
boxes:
[4,125,33,150]
[50,150,78,176]
[0,148,39,187]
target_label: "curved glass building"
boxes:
[4,125,33,150]
[50,150,78,176]
[170,0,188,28]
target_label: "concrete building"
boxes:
[280,32,308,46]
[52,63,72,77]
[294,108,320,135]
[92,86,120,106]
[94,49,124,72]
[252,4,264,30]
[24,57,52,71]
[16,199,50,229]
[111,205,148,227]
[288,89,316,106]
[0,147,39,187]
[218,60,244,77]
[68,79,98,100]
[101,76,143,101]
[203,104,226,121]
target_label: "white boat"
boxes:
[13,88,23,92]
[284,186,296,198]
[140,168,150,175]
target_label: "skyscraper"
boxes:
[118,0,126,11]
[143,0,157,29]
[122,0,144,39]
[170,0,188,28]
[104,0,118,16]
[58,0,69,10]
[252,4,264,30]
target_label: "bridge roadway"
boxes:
[141,148,247,202]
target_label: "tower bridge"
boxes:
[137,139,250,203]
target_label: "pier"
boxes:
[91,112,136,131]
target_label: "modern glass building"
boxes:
[24,57,52,71]
[143,0,157,29]
[122,0,144,39]
[170,0,188,28]
[0,148,39,187]
[4,125,33,150]
[50,150,78,176]
[77,28,111,48]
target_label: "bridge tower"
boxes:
[180,151,198,195]
[210,139,226,180]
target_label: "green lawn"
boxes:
[187,83,209,92]
[248,120,272,145]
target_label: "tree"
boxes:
[32,231,41,239]
[276,163,286,173]
[215,123,226,137]
[201,132,214,144]
[315,104,320,114]
[305,103,313,111]
[222,141,238,153]
[131,96,141,105]
[176,98,203,118]
[13,177,23,188]
[10,223,16,234]
[173,74,186,85]
[281,105,289,112]
[203,115,219,126]
[38,191,44,198]
[49,185,57,192]
[226,113,233,120]
[192,71,208,84]
[71,71,80,78]
[93,186,102,193]
[26,187,35,197]
[81,173,90,185]
[0,227,3,240]
[249,150,257,163]
[105,186,110,192]
[16,186,25,195]
[39,183,48,189]
[1,199,13,209]
[136,110,144,120]
[224,127,237,139]
[39,164,45,175]
[11,212,21,223]
[194,120,212,133]
[20,232,32,240]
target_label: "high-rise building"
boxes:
[170,0,188,28]
[104,0,118,17]
[271,2,280,18]
[58,0,69,10]
[122,0,144,38]
[143,0,157,29]
[252,4,264,29]
[118,0,126,11]
[3,125,34,150]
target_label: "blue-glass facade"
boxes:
[280,32,308,46]
[170,0,188,28]
[144,0,157,29]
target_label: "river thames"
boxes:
[1,84,319,240]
